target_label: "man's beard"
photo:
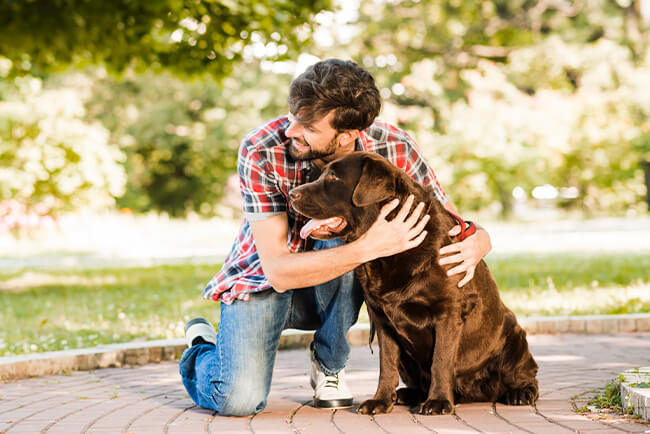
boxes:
[288,136,338,161]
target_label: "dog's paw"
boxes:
[396,387,423,406]
[501,386,538,405]
[357,399,394,415]
[418,399,453,415]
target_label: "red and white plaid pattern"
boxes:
[202,116,448,304]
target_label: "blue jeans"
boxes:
[178,239,364,416]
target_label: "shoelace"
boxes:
[324,373,340,389]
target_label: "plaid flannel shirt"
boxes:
[202,116,448,304]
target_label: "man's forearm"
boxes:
[265,240,371,292]
[256,198,428,292]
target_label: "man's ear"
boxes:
[352,157,396,207]
[340,129,359,144]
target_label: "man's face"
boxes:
[286,110,342,161]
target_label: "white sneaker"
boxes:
[310,351,353,408]
[184,318,217,347]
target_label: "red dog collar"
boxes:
[445,210,477,241]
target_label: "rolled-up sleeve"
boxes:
[238,141,287,220]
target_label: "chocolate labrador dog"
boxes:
[289,151,538,415]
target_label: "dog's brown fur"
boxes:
[290,151,538,415]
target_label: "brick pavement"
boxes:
[1,333,649,433]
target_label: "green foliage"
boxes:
[84,65,292,216]
[0,76,126,214]
[0,0,332,216]
[583,378,628,413]
[353,0,648,106]
[342,0,650,216]
[0,59,292,218]
[3,0,650,217]
[439,39,648,216]
[623,368,650,388]
[0,0,332,78]
[633,132,650,160]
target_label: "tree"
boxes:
[0,75,126,216]
[0,0,331,78]
[0,0,331,219]
[335,0,650,216]
[84,64,292,217]
[352,0,648,102]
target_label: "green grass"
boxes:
[485,253,650,292]
[0,264,218,357]
[1,253,649,357]
[575,376,636,416]
[486,253,650,317]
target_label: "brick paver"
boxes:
[1,333,649,433]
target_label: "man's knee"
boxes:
[214,376,269,416]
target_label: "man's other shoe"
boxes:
[184,318,217,347]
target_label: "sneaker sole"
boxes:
[184,318,217,347]
[314,398,354,408]
[184,317,211,332]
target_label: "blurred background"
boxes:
[1,0,649,357]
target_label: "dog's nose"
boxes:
[289,189,301,202]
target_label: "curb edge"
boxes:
[620,367,650,421]
[2,313,649,382]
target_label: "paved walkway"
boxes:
[1,334,649,433]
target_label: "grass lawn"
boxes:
[1,253,649,357]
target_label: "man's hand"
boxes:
[439,227,492,287]
[356,195,430,262]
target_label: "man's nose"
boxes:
[286,120,302,138]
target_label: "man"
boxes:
[179,59,492,416]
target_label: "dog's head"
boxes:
[289,152,404,242]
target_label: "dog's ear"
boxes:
[352,157,396,207]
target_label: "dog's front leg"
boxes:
[420,314,462,415]
[357,320,400,415]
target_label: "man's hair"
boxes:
[288,59,381,132]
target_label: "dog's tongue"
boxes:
[300,217,342,239]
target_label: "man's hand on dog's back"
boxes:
[356,194,430,262]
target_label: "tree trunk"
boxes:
[641,161,650,211]
[496,183,513,219]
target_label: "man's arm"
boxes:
[440,201,492,288]
[251,196,429,292]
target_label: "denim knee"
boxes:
[214,375,269,416]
